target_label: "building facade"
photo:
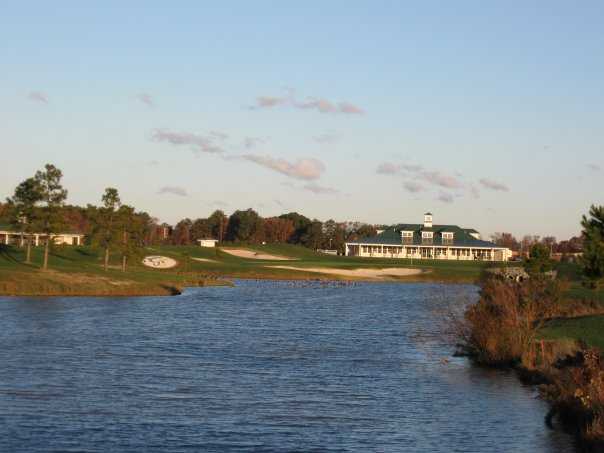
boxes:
[197,239,219,248]
[344,213,511,262]
[0,230,84,246]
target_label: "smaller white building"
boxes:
[0,231,84,246]
[197,239,219,248]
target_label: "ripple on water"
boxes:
[0,281,575,453]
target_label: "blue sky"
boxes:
[1,1,603,238]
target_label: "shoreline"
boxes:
[0,268,475,298]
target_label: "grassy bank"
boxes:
[0,242,498,296]
[0,245,231,297]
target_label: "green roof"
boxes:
[348,224,501,248]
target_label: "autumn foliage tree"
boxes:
[264,217,294,243]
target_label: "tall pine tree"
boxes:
[581,205,604,288]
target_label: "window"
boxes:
[422,231,433,239]
[401,231,413,238]
[442,232,454,240]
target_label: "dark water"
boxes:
[0,280,574,452]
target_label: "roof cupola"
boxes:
[423,212,433,228]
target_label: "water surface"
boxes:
[0,280,574,452]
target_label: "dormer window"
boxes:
[422,231,433,239]
[401,231,413,244]
[442,232,454,240]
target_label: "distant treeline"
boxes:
[1,164,585,258]
[0,165,378,259]
[164,210,378,253]
[490,232,583,255]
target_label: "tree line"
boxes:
[490,232,583,255]
[170,209,377,252]
[1,163,378,270]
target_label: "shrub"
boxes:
[460,276,563,365]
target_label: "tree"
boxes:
[322,219,346,253]
[346,224,377,242]
[208,210,228,242]
[226,209,264,243]
[520,235,540,256]
[580,205,604,288]
[116,205,145,272]
[190,218,212,242]
[541,236,557,254]
[264,217,295,243]
[34,164,68,270]
[94,188,121,271]
[172,218,193,245]
[279,212,311,244]
[524,243,553,276]
[7,177,43,263]
[303,220,324,250]
[490,232,520,251]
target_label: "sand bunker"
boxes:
[268,266,423,280]
[142,256,178,269]
[191,257,218,263]
[222,249,296,261]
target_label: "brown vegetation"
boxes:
[459,275,604,449]
[459,276,565,365]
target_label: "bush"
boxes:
[460,276,564,365]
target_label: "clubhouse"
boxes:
[0,229,84,246]
[344,213,511,262]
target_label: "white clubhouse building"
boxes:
[0,230,84,246]
[344,213,511,262]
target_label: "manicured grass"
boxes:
[540,315,604,350]
[0,245,230,296]
[0,242,496,296]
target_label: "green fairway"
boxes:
[540,315,604,350]
[0,243,497,296]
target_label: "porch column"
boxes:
[34,234,39,246]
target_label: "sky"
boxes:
[1,1,603,239]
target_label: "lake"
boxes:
[0,280,574,452]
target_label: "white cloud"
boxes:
[479,178,509,192]
[28,91,48,104]
[250,91,364,115]
[437,192,454,203]
[243,137,265,149]
[313,133,339,144]
[403,181,425,193]
[420,171,464,189]
[136,93,154,107]
[151,129,226,154]
[303,183,340,195]
[157,186,187,196]
[587,163,601,171]
[241,154,325,180]
[377,162,401,175]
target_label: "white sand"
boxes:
[191,257,218,263]
[142,256,178,269]
[267,266,423,279]
[221,248,296,261]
